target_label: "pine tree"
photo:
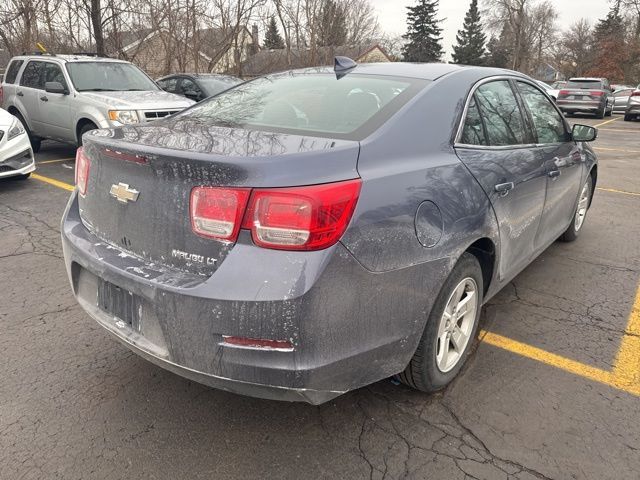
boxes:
[451,0,486,65]
[402,0,444,62]
[317,0,348,47]
[263,16,285,50]
[484,35,509,68]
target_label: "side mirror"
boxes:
[45,81,68,95]
[572,124,597,142]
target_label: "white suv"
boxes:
[0,54,194,151]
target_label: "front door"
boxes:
[38,62,74,142]
[455,79,547,281]
[516,81,584,247]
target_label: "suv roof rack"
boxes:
[71,52,105,57]
[21,51,56,56]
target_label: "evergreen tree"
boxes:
[317,0,348,47]
[402,0,444,62]
[263,16,285,50]
[451,0,486,65]
[484,34,509,68]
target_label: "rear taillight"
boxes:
[590,91,604,97]
[242,179,361,251]
[75,147,91,196]
[631,91,640,97]
[190,187,251,241]
[559,90,569,96]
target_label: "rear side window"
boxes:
[614,89,632,97]
[517,82,568,144]
[460,97,487,145]
[5,60,24,84]
[20,61,44,89]
[474,80,529,146]
[176,73,427,141]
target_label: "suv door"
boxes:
[39,61,74,142]
[1,59,24,107]
[455,79,547,281]
[17,60,46,134]
[517,81,583,247]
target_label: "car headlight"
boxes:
[7,117,26,141]
[108,110,139,124]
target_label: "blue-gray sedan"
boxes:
[61,62,598,404]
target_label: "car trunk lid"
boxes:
[78,122,360,276]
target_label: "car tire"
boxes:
[13,112,41,153]
[624,114,633,122]
[16,173,31,180]
[606,106,613,117]
[596,107,606,119]
[399,252,483,393]
[78,122,98,147]
[560,177,592,243]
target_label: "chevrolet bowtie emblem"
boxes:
[110,182,140,203]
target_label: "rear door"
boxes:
[1,59,24,107]
[17,60,45,134]
[455,79,547,281]
[38,61,74,142]
[516,81,582,248]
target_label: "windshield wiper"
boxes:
[78,88,118,92]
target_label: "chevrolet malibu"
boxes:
[61,62,598,404]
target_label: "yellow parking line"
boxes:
[37,157,75,164]
[31,173,74,192]
[597,128,640,132]
[612,288,640,395]
[597,187,640,197]
[480,330,617,389]
[594,118,619,128]
[28,162,640,397]
[593,147,640,154]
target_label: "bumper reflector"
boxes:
[222,336,294,351]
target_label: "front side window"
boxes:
[180,78,202,96]
[66,62,159,92]
[174,73,426,140]
[20,61,45,89]
[474,80,529,146]
[460,96,487,145]
[43,62,68,89]
[517,82,568,144]
[158,77,178,92]
[5,60,24,84]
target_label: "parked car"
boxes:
[624,86,640,121]
[157,73,242,102]
[0,108,35,180]
[535,80,557,101]
[556,77,614,118]
[61,62,598,404]
[1,53,194,152]
[613,87,635,114]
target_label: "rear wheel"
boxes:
[624,114,633,121]
[13,112,41,153]
[560,177,592,242]
[606,105,613,117]
[399,253,483,392]
[596,107,606,119]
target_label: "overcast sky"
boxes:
[369,0,611,59]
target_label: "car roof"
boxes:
[569,77,604,82]
[158,73,240,80]
[9,54,129,64]
[271,62,523,81]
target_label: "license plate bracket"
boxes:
[97,280,140,330]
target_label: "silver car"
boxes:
[624,85,640,121]
[1,54,193,152]
[613,88,635,114]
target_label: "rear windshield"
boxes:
[567,80,604,90]
[66,62,159,92]
[198,77,242,96]
[174,73,428,140]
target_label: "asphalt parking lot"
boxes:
[1,115,638,480]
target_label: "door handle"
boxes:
[17,91,24,97]
[548,169,561,179]
[494,182,515,196]
[40,96,49,102]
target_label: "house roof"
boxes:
[240,44,391,77]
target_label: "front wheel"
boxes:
[560,177,592,242]
[399,253,483,392]
[77,122,98,147]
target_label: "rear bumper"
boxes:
[626,103,640,114]
[557,100,603,113]
[61,191,449,403]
